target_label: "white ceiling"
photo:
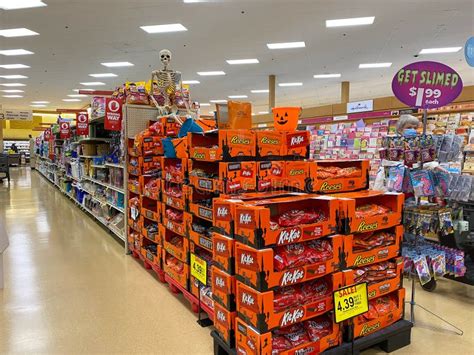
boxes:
[0,0,473,114]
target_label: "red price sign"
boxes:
[59,121,71,139]
[105,98,122,131]
[76,112,89,136]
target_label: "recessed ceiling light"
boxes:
[1,89,24,93]
[419,47,463,54]
[0,64,30,69]
[259,111,269,114]
[62,99,81,102]
[228,95,248,99]
[68,94,87,98]
[226,59,259,65]
[0,83,26,87]
[31,101,49,104]
[101,62,134,67]
[279,82,303,87]
[0,0,47,10]
[0,28,39,37]
[199,103,211,106]
[80,82,106,86]
[359,62,392,68]
[140,23,187,33]
[0,49,34,56]
[210,99,227,103]
[89,73,117,78]
[267,42,306,49]
[3,95,23,98]
[313,73,341,78]
[251,89,269,93]
[182,80,200,84]
[0,75,28,79]
[326,16,375,27]
[197,71,226,76]
[30,104,46,108]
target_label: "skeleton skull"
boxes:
[160,49,172,68]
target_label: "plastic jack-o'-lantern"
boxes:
[272,106,302,131]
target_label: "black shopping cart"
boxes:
[0,154,10,182]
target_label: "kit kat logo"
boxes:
[357,221,378,232]
[215,206,229,219]
[216,310,226,323]
[215,241,226,254]
[353,254,376,266]
[360,322,380,336]
[320,181,342,192]
[239,213,252,225]
[230,136,251,145]
[289,169,305,176]
[241,292,255,307]
[280,268,305,286]
[290,135,304,146]
[280,307,305,327]
[271,166,283,176]
[241,169,253,177]
[278,228,302,245]
[260,136,280,145]
[215,276,225,288]
[287,132,308,148]
[240,253,254,266]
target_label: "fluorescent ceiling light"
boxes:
[313,73,341,78]
[251,89,269,93]
[197,71,226,76]
[228,95,248,99]
[359,62,392,68]
[1,89,23,93]
[80,82,105,86]
[259,111,269,114]
[210,99,227,103]
[0,64,30,69]
[199,103,211,106]
[226,58,259,65]
[140,23,187,33]
[279,82,303,87]
[89,73,117,78]
[73,89,93,92]
[62,99,81,102]
[68,94,87,98]
[0,0,47,10]
[0,83,26,87]
[101,61,134,67]
[251,113,256,116]
[267,42,305,49]
[182,80,200,84]
[3,95,22,98]
[0,49,34,56]
[31,101,49,104]
[30,104,46,108]
[326,16,375,27]
[0,28,39,37]
[419,47,462,54]
[0,75,28,79]
[183,0,200,2]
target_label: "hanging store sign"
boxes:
[44,128,52,141]
[347,100,373,113]
[59,121,71,139]
[0,109,33,121]
[392,61,463,109]
[104,98,123,131]
[465,36,474,67]
[76,112,89,136]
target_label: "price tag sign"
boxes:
[392,61,463,109]
[333,283,369,323]
[190,253,207,285]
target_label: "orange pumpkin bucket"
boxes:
[272,106,301,131]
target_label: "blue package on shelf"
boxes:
[93,156,105,165]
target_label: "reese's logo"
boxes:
[357,221,378,232]
[319,181,342,192]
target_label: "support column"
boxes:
[341,81,350,104]
[269,75,276,111]
[0,121,3,154]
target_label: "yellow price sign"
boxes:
[190,253,207,285]
[333,283,369,323]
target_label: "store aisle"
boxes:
[0,168,213,354]
[0,168,473,354]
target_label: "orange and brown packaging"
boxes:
[211,266,236,311]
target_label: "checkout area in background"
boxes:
[3,140,31,166]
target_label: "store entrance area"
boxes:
[0,167,472,353]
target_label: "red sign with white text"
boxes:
[105,98,123,131]
[59,121,71,139]
[44,128,51,141]
[76,112,89,136]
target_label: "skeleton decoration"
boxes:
[150,49,190,121]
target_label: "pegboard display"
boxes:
[124,105,159,139]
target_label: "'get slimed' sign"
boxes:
[392,61,463,109]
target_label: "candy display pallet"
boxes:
[211,320,412,355]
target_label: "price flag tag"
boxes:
[191,253,207,285]
[333,283,369,323]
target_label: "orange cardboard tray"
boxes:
[211,266,236,311]
[212,232,235,274]
[162,248,189,290]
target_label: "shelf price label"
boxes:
[333,283,369,323]
[391,61,463,109]
[190,253,207,285]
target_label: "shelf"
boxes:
[83,176,125,193]
[78,137,111,143]
[105,162,124,169]
[79,155,100,159]
[91,164,107,168]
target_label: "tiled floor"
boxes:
[0,168,473,354]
